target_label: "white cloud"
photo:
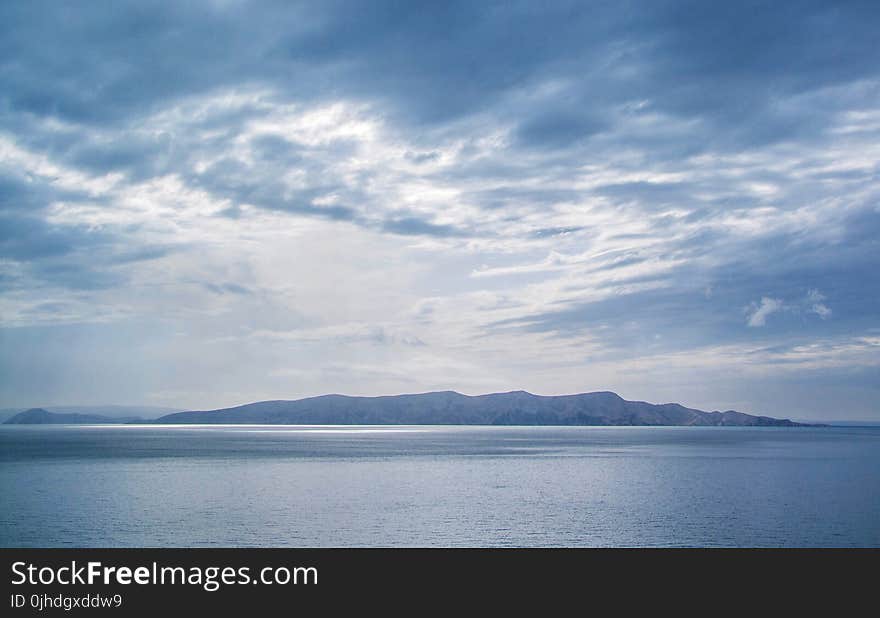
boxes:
[747,297,785,327]
[807,288,832,319]
[745,290,834,328]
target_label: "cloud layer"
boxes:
[1,1,879,419]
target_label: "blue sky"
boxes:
[1,1,878,419]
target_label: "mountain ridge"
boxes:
[155,390,815,427]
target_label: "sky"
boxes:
[1,1,878,420]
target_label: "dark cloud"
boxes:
[4,1,874,140]
[0,169,95,213]
[0,212,84,260]
[404,151,441,164]
[514,108,608,148]
[185,155,360,222]
[64,133,175,181]
[381,216,467,238]
[595,181,694,204]
[0,173,172,292]
[4,1,877,222]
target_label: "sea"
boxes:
[1,425,878,547]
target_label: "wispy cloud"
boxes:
[1,1,878,418]
[808,288,833,320]
[746,289,835,327]
[747,298,785,327]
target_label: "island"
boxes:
[152,390,813,426]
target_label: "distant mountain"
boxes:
[0,405,181,423]
[3,408,143,425]
[156,391,813,426]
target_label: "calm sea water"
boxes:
[1,425,878,547]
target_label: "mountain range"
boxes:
[153,390,811,426]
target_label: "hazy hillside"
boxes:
[0,405,181,423]
[3,408,141,425]
[157,391,810,426]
